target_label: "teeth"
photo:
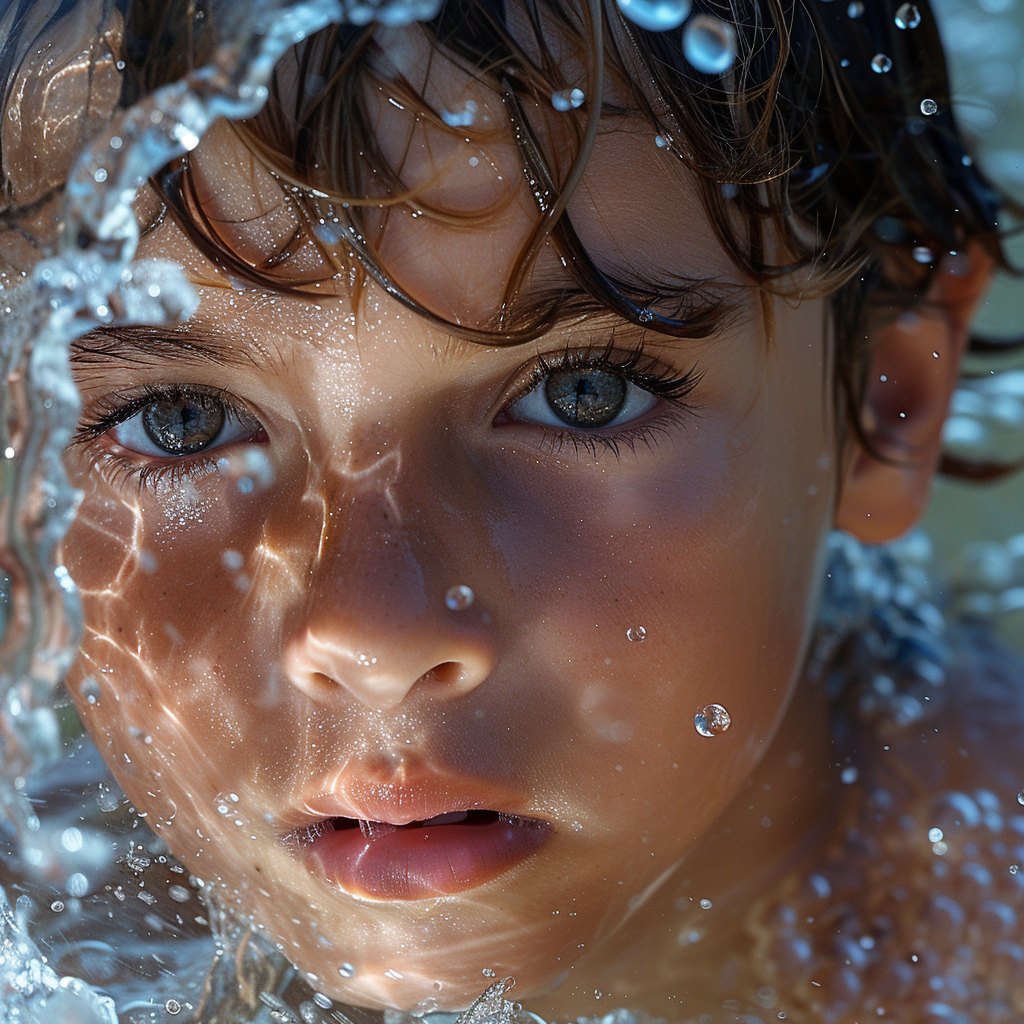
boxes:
[359,819,398,841]
[423,811,469,826]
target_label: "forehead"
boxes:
[154,21,744,335]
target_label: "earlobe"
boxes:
[834,243,994,543]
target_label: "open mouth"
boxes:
[294,809,550,900]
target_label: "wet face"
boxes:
[61,32,839,1012]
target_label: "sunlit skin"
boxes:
[52,23,993,1020]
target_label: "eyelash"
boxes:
[503,343,702,459]
[72,343,702,493]
[72,384,265,494]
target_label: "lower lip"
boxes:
[300,815,550,900]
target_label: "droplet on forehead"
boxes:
[445,585,474,611]
[626,625,647,643]
[894,2,922,27]
[615,0,692,32]
[683,15,738,75]
[694,703,731,737]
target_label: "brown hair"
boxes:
[119,0,1007,457]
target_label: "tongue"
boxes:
[357,810,471,840]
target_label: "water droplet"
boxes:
[165,1000,182,1015]
[1017,790,1024,805]
[961,154,973,166]
[637,308,655,323]
[655,134,669,148]
[615,0,692,32]
[894,2,921,27]
[338,962,355,978]
[551,91,573,111]
[847,0,863,15]
[482,968,497,977]
[79,677,101,705]
[441,99,478,127]
[683,15,738,74]
[721,182,739,198]
[840,765,858,784]
[1011,865,1019,874]
[66,872,89,897]
[313,993,333,1009]
[699,897,713,909]
[871,53,893,73]
[912,245,934,264]
[50,900,64,912]
[929,827,944,842]
[626,625,647,643]
[93,167,108,183]
[445,585,474,611]
[569,88,585,107]
[694,703,731,737]
[920,98,938,116]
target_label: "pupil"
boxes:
[545,369,627,428]
[142,397,225,455]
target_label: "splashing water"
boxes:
[682,15,738,74]
[615,0,692,32]
[694,703,731,737]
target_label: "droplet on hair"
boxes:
[615,0,692,32]
[683,15,738,74]
[445,585,474,611]
[895,2,922,28]
[871,53,893,73]
[695,703,731,736]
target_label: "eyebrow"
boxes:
[70,324,267,370]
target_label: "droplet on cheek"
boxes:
[445,585,474,611]
[626,625,647,643]
[694,703,731,737]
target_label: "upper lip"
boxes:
[284,765,536,831]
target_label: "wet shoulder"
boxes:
[742,630,1024,1024]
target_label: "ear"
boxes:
[835,242,994,543]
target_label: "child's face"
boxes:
[61,53,839,1010]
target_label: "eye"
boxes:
[508,366,659,430]
[110,391,259,458]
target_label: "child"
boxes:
[3,0,1023,1020]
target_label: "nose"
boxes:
[280,450,496,711]
[282,617,496,711]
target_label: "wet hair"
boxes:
[110,0,1017,460]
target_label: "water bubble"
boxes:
[699,897,713,909]
[339,962,356,978]
[50,900,64,912]
[626,625,647,643]
[445,585,474,611]
[66,872,89,897]
[165,1000,182,1015]
[615,0,692,32]
[694,703,731,737]
[871,53,893,73]
[920,98,938,116]
[912,245,934,264]
[683,15,738,74]
[894,2,921,27]
[79,677,101,705]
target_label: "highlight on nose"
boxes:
[281,623,496,711]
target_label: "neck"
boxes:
[526,672,838,1021]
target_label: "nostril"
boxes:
[423,662,462,688]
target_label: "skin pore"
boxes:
[54,22,992,1020]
